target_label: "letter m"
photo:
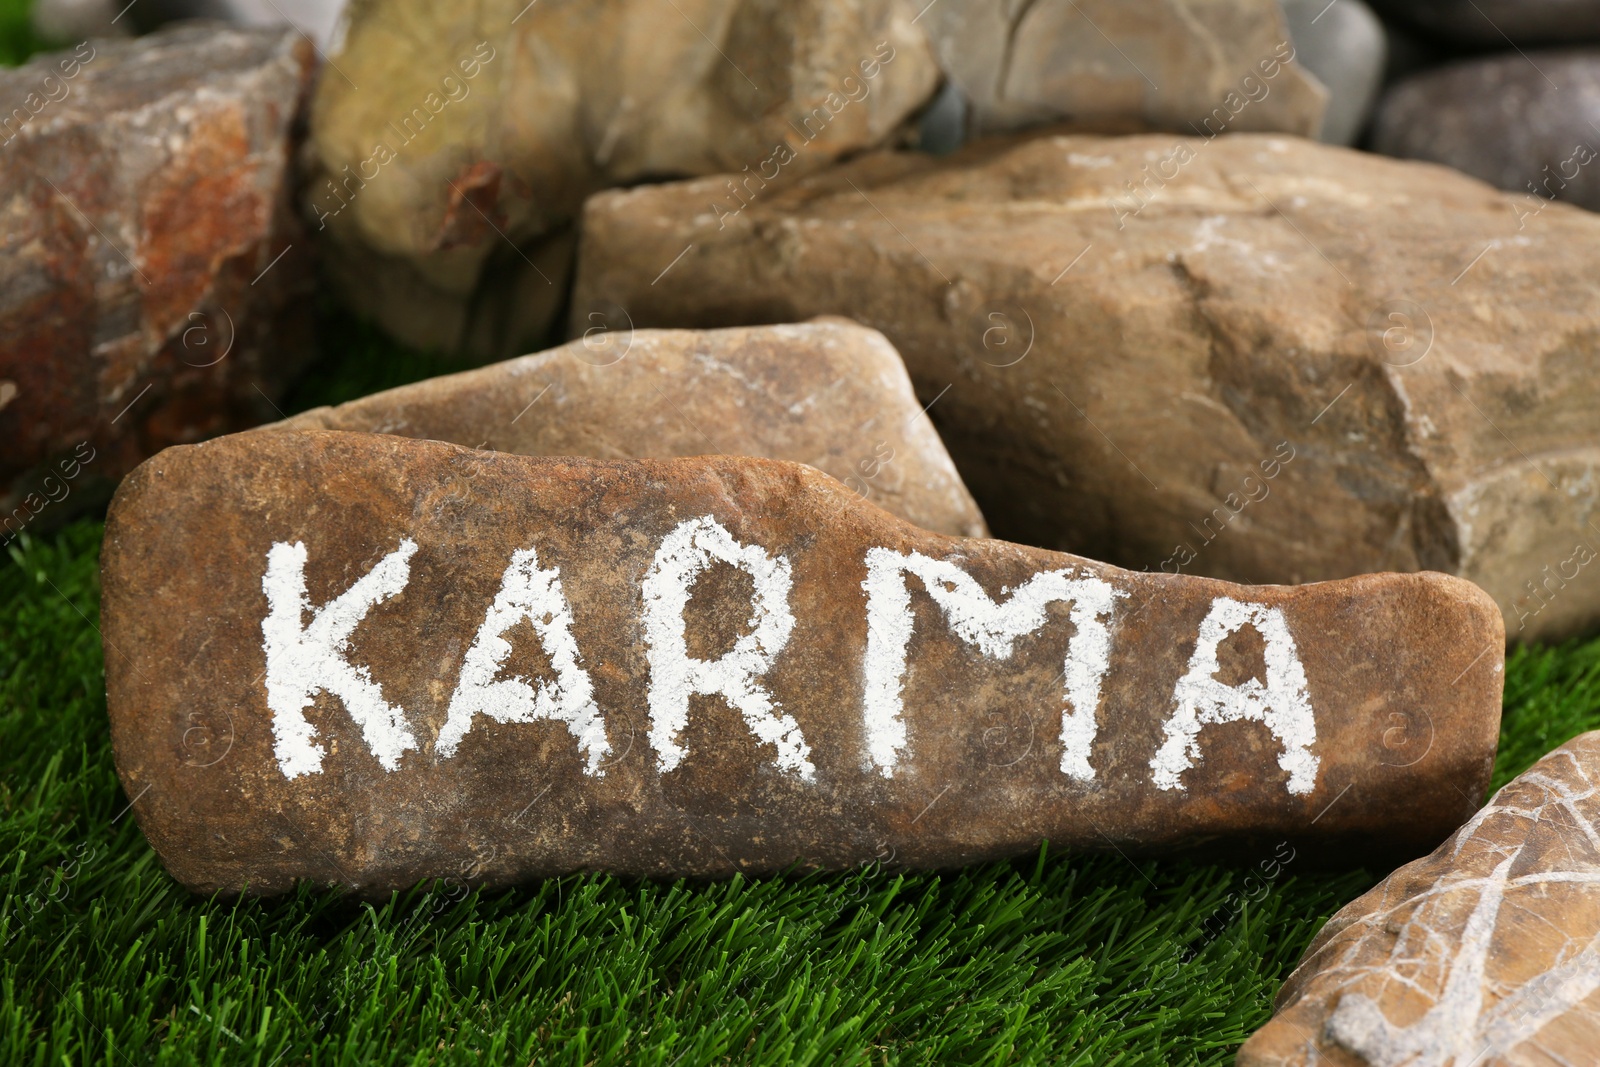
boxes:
[861,549,1122,779]
[262,539,420,779]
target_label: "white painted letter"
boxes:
[262,539,419,779]
[642,516,812,779]
[861,549,1122,779]
[1151,597,1319,795]
[437,546,611,773]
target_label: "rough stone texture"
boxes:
[0,24,317,535]
[306,0,939,355]
[1239,731,1600,1066]
[103,430,1503,895]
[571,130,1600,642]
[1283,0,1387,145]
[916,0,1326,140]
[262,319,987,538]
[1371,0,1600,45]
[1373,51,1600,213]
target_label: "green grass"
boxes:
[6,12,1600,1064]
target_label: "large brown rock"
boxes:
[0,23,316,540]
[103,429,1503,895]
[918,0,1326,140]
[262,318,987,538]
[571,131,1600,641]
[306,0,939,355]
[1239,731,1600,1066]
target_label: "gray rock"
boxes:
[1372,0,1600,45]
[30,0,131,41]
[1282,0,1388,144]
[1372,50,1600,213]
[918,0,1327,139]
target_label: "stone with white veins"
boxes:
[1240,730,1600,1066]
[102,430,1503,894]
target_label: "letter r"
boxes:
[642,516,812,779]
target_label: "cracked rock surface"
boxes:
[571,131,1600,641]
[102,430,1502,894]
[260,318,988,538]
[1240,730,1600,1066]
[0,23,316,528]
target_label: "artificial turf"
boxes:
[6,14,1600,1066]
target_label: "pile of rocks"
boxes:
[4,1,1600,1061]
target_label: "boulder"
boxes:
[1282,0,1387,145]
[1239,731,1600,1066]
[1373,50,1600,213]
[1371,0,1600,46]
[0,23,316,541]
[916,0,1326,141]
[306,0,939,355]
[101,430,1503,894]
[571,130,1600,641]
[263,318,988,538]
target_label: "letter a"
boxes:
[861,549,1122,779]
[262,539,419,779]
[1150,597,1319,795]
[437,547,611,773]
[642,516,812,779]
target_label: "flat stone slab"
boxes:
[103,431,1504,895]
[262,318,987,538]
[1240,730,1600,1066]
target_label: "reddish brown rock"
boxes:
[262,318,987,538]
[0,23,316,540]
[571,131,1600,641]
[103,430,1502,895]
[1240,731,1600,1066]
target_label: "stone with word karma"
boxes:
[305,0,939,356]
[102,430,1503,895]
[1373,51,1600,213]
[916,0,1325,141]
[570,131,1600,642]
[260,319,987,539]
[0,23,316,539]
[1239,730,1600,1066]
